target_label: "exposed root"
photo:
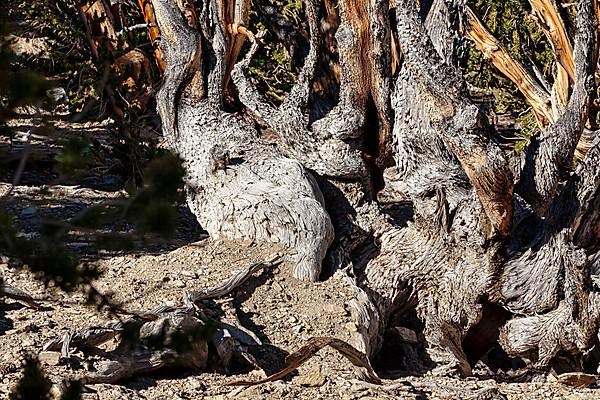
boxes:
[0,282,40,309]
[228,336,380,386]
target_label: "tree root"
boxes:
[42,254,375,386]
[228,336,380,386]
[0,282,40,309]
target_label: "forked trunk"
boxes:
[150,0,600,379]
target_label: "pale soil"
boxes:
[1,117,599,399]
[1,183,599,400]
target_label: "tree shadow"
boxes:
[225,267,292,376]
[0,302,19,335]
[3,191,207,261]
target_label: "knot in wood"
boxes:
[209,145,230,174]
[335,23,356,50]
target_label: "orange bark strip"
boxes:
[223,0,252,93]
[137,0,166,73]
[466,7,554,127]
[79,0,120,53]
[529,0,575,82]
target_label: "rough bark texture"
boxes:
[149,0,600,381]
[152,0,333,282]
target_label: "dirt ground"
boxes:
[2,119,600,399]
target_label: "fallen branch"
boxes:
[40,254,287,384]
[185,253,283,304]
[0,282,40,309]
[228,336,380,386]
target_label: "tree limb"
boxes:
[528,0,575,82]
[516,0,597,215]
[137,0,167,73]
[150,0,202,142]
[394,0,514,236]
[465,6,554,127]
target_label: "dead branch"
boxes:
[465,6,553,127]
[516,0,598,215]
[41,254,286,384]
[227,336,380,386]
[186,253,283,303]
[136,0,167,73]
[0,282,40,309]
[529,0,575,81]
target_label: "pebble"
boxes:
[19,207,37,219]
[323,303,346,315]
[344,322,357,332]
[39,351,61,366]
[294,366,326,387]
[181,270,197,279]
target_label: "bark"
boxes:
[517,0,597,216]
[151,0,334,282]
[149,0,600,381]
[78,0,155,112]
[137,0,167,73]
[466,7,553,127]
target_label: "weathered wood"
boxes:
[186,253,283,302]
[137,0,167,73]
[228,336,380,386]
[0,282,40,309]
[528,0,575,82]
[527,0,573,119]
[465,6,554,126]
[145,0,600,383]
[42,256,286,383]
[517,0,597,216]
[151,0,334,281]
[395,0,513,236]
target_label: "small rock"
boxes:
[323,304,346,315]
[288,316,298,323]
[474,387,508,400]
[344,322,357,332]
[181,270,197,279]
[393,326,418,344]
[293,366,326,387]
[173,280,186,288]
[19,207,37,219]
[293,324,303,334]
[39,351,61,366]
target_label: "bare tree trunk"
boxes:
[149,0,600,380]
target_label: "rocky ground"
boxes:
[1,116,600,400]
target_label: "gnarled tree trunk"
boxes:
[150,0,600,380]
